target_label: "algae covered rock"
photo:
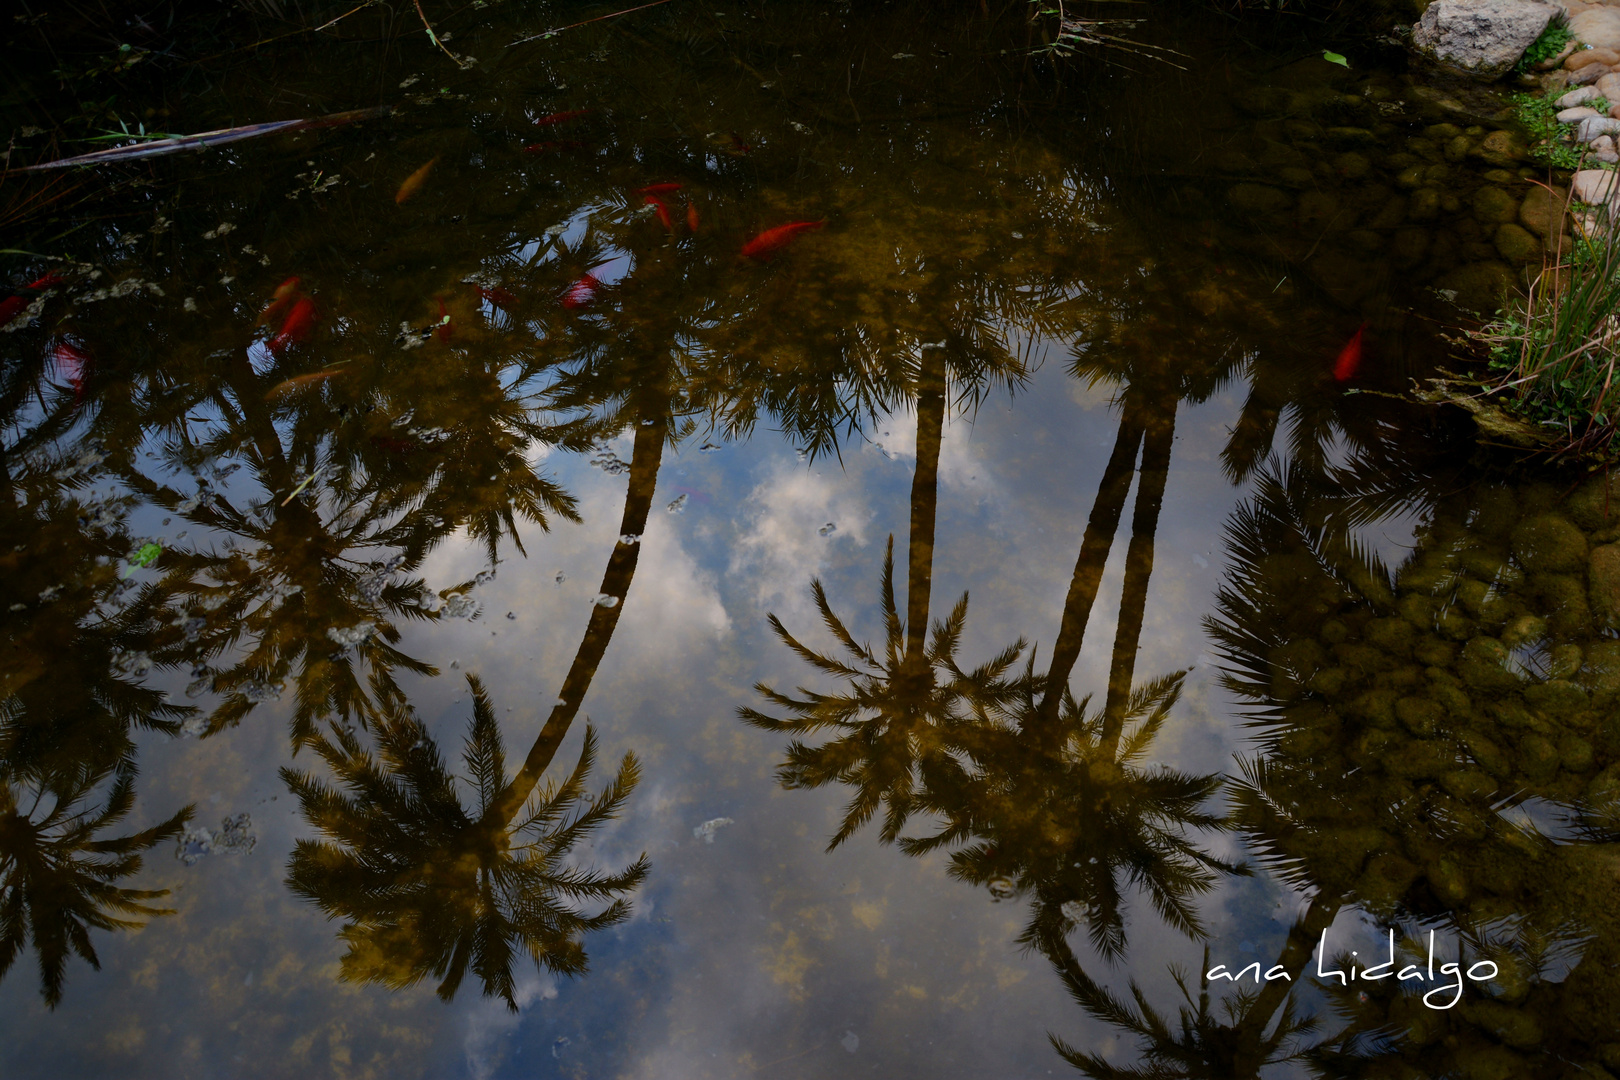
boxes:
[1412,0,1558,80]
[1511,513,1588,573]
[1591,543,1620,626]
[1459,635,1519,689]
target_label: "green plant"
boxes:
[1516,19,1573,73]
[1513,91,1585,170]
[1473,203,1620,455]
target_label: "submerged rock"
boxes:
[1412,0,1559,80]
[1512,513,1588,573]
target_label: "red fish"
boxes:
[266,369,345,401]
[52,341,88,401]
[0,273,65,328]
[645,194,673,231]
[1332,324,1366,382]
[639,183,682,195]
[740,220,824,260]
[535,108,591,126]
[522,140,587,153]
[436,297,453,342]
[270,296,319,355]
[561,272,601,309]
[259,276,302,325]
[686,202,700,232]
[474,284,518,308]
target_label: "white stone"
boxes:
[1557,85,1603,108]
[1595,135,1618,154]
[1571,168,1620,205]
[1576,115,1620,142]
[1596,72,1620,101]
[1559,106,1601,122]
[1412,0,1559,79]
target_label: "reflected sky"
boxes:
[4,1,1619,1077]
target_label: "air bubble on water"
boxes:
[618,534,641,545]
[443,593,479,619]
[553,697,567,707]
[697,442,722,454]
[393,410,415,428]
[640,418,655,426]
[175,813,256,866]
[112,648,153,677]
[840,1031,859,1054]
[692,817,734,843]
[554,571,566,586]
[176,496,201,514]
[666,493,688,514]
[450,659,461,670]
[473,568,497,586]
[506,611,516,620]
[987,877,1016,901]
[588,447,631,476]
[241,678,284,703]
[590,593,620,608]
[326,621,376,648]
[1060,899,1090,922]
[179,715,209,737]
[818,522,837,537]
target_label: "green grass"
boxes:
[1516,19,1573,74]
[1475,220,1620,455]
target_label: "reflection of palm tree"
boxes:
[0,761,192,1008]
[741,540,1024,846]
[907,671,1242,960]
[283,676,646,1010]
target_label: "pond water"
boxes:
[4,2,1620,1077]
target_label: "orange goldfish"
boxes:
[535,108,591,126]
[266,369,344,401]
[258,275,302,325]
[645,194,673,231]
[740,220,824,260]
[474,284,518,308]
[561,272,602,309]
[686,202,700,232]
[1,273,66,328]
[639,183,682,195]
[1333,324,1366,382]
[52,341,89,401]
[395,156,439,204]
[270,296,319,355]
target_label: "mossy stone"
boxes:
[1454,578,1510,626]
[1584,640,1620,692]
[1451,1045,1524,1080]
[1512,513,1588,573]
[1389,739,1454,780]
[1360,852,1420,910]
[1363,617,1415,657]
[1427,857,1470,904]
[1565,474,1620,531]
[1437,608,1476,641]
[1348,689,1398,727]
[1459,548,1521,585]
[1229,183,1294,215]
[1463,730,1511,777]
[1520,732,1560,781]
[1335,642,1390,674]
[1427,122,1463,140]
[1445,134,1472,162]
[1320,618,1349,644]
[1473,185,1519,224]
[1334,151,1372,180]
[1440,767,1496,800]
[1408,187,1441,221]
[1477,129,1528,167]
[1591,543,1620,627]
[1308,667,1349,697]
[1560,733,1595,772]
[1524,678,1588,717]
[1550,643,1583,679]
[1435,261,1516,312]
[1466,1000,1543,1049]
[1414,637,1456,666]
[1471,485,1520,537]
[1459,636,1518,690]
[1494,222,1541,263]
[1538,572,1593,634]
[1396,696,1445,736]
[1500,613,1547,649]
[1428,680,1472,717]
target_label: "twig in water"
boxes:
[509,0,682,48]
[414,0,470,67]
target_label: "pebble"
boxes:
[1570,63,1614,86]
[1558,106,1601,123]
[1576,116,1620,143]
[1556,85,1602,109]
[1597,73,1620,100]
[1572,168,1620,205]
[1567,47,1620,70]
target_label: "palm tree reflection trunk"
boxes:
[1031,391,1147,742]
[904,350,947,671]
[485,414,667,826]
[1098,399,1176,760]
